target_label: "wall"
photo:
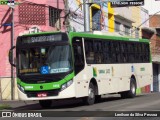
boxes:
[101,2,108,32]
[159,65,160,92]
[0,78,18,100]
[131,7,142,37]
[149,15,160,63]
[140,7,149,28]
[68,0,84,32]
[114,7,133,36]
[0,0,65,100]
[150,34,160,62]
[149,15,160,28]
[108,2,114,32]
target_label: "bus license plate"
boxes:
[37,93,47,97]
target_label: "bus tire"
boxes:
[39,100,52,108]
[120,92,127,99]
[127,79,137,98]
[120,78,136,99]
[95,95,102,103]
[83,82,95,105]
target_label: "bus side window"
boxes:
[85,40,95,64]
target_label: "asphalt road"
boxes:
[13,92,160,111]
[1,93,160,120]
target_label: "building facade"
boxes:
[0,0,65,99]
[142,15,160,92]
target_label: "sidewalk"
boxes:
[0,100,38,110]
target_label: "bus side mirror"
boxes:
[9,46,16,67]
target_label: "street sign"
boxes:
[2,23,12,26]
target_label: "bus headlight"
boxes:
[61,80,73,91]
[61,84,67,91]
[17,84,25,93]
[67,80,73,87]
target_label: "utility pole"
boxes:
[83,0,90,32]
[10,5,15,100]
[64,0,69,32]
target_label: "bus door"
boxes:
[72,38,85,75]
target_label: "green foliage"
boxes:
[0,104,11,110]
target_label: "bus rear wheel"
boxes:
[120,78,136,98]
[83,82,95,105]
[39,100,52,108]
[127,79,137,98]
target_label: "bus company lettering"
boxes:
[99,70,105,74]
[140,67,145,71]
[106,69,110,74]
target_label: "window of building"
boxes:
[124,25,131,35]
[91,6,101,30]
[115,21,120,32]
[49,6,61,27]
[19,3,46,25]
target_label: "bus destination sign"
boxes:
[21,33,68,44]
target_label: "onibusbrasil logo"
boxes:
[1,112,42,118]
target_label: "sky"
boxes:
[142,0,160,15]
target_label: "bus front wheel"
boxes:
[39,100,52,108]
[83,82,95,105]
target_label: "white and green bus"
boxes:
[9,31,153,108]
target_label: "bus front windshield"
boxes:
[18,45,72,75]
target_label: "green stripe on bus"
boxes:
[69,32,149,43]
[17,72,75,91]
[136,88,141,94]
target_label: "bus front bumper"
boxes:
[18,83,76,100]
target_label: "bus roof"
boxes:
[19,31,149,43]
[69,31,149,43]
[21,31,62,37]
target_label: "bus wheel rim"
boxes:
[89,87,94,100]
[131,84,136,94]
